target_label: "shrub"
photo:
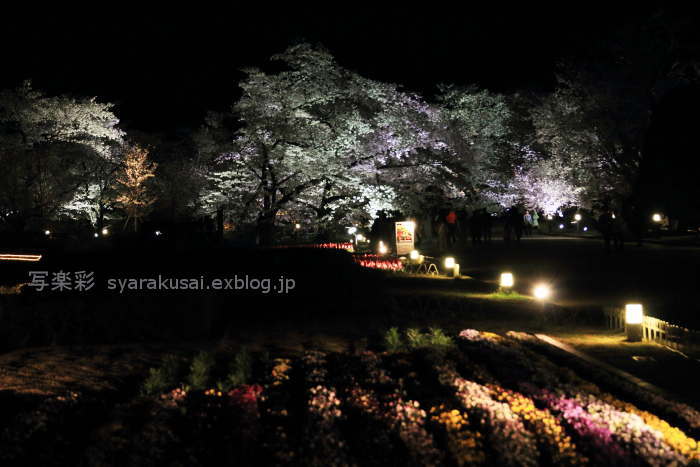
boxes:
[405,328,429,349]
[141,355,184,396]
[384,327,403,352]
[188,351,216,390]
[217,347,253,391]
[427,327,455,348]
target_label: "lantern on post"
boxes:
[499,272,514,293]
[444,256,459,277]
[625,303,643,342]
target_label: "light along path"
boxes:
[0,253,42,262]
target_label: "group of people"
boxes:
[435,206,541,247]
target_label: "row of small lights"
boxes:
[44,229,163,237]
[408,247,644,337]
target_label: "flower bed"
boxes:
[352,254,404,271]
[7,330,700,465]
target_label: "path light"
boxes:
[94,233,99,238]
[295,223,301,229]
[625,303,643,342]
[583,226,588,232]
[652,213,662,223]
[574,213,582,221]
[533,284,551,300]
[444,256,459,277]
[559,224,564,229]
[102,228,109,236]
[500,272,514,288]
[44,230,51,236]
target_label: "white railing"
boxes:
[604,307,700,353]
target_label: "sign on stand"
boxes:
[395,221,415,255]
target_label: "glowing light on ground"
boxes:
[533,284,551,300]
[500,272,514,288]
[0,254,42,262]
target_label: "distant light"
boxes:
[612,213,616,219]
[44,230,51,236]
[378,241,388,255]
[410,250,419,260]
[625,304,643,324]
[101,228,109,236]
[295,223,301,229]
[0,253,42,262]
[348,226,357,234]
[444,257,455,269]
[559,224,564,229]
[533,284,551,300]
[500,272,514,288]
[356,234,364,241]
[652,213,662,223]
[94,233,99,238]
[155,230,162,236]
[546,215,553,220]
[583,226,588,232]
[574,213,582,221]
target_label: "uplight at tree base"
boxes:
[625,303,643,342]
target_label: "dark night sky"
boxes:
[0,6,675,133]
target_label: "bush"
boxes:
[217,347,253,391]
[188,351,216,390]
[427,327,454,348]
[405,328,430,349]
[141,355,184,396]
[384,327,403,352]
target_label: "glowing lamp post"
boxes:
[499,272,514,293]
[625,303,643,342]
[444,256,459,277]
[533,284,551,301]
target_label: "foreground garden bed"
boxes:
[2,329,700,466]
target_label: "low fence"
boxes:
[604,307,700,353]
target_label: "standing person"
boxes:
[482,209,493,243]
[502,209,512,244]
[469,210,482,245]
[523,211,533,236]
[434,211,448,251]
[531,210,539,233]
[597,210,613,253]
[512,206,524,242]
[446,209,458,245]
